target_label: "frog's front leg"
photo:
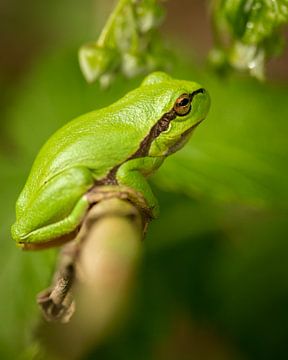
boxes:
[116,156,164,218]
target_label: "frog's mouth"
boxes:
[166,119,203,155]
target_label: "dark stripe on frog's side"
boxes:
[97,88,205,185]
[131,108,176,158]
[96,108,176,185]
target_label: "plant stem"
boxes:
[36,197,143,359]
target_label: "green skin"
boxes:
[11,72,210,249]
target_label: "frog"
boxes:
[11,71,210,250]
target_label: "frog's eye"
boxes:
[174,94,191,116]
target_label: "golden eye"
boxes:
[174,94,191,116]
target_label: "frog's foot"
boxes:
[37,242,79,323]
[86,185,153,230]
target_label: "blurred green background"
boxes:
[1,1,288,359]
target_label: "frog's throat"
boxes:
[166,118,203,155]
[98,88,205,186]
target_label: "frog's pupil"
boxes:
[179,98,189,107]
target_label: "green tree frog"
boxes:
[11,72,210,250]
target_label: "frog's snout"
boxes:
[189,88,206,101]
[193,87,210,111]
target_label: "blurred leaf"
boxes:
[210,210,288,359]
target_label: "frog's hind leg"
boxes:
[16,166,95,250]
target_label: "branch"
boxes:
[36,197,144,359]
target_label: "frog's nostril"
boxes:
[195,88,205,95]
[190,88,205,100]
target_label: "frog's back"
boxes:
[16,86,169,214]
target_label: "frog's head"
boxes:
[141,72,210,157]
